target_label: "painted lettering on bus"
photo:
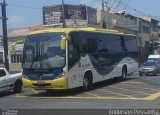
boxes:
[97,56,111,65]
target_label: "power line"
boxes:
[6,1,160,21]
[109,0,160,20]
[122,0,131,10]
[8,3,41,10]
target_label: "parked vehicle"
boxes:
[148,54,160,61]
[0,67,22,93]
[139,61,160,76]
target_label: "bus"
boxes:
[22,27,138,91]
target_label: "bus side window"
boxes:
[120,36,128,52]
[68,40,79,69]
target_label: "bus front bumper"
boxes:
[22,77,69,90]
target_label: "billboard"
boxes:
[43,4,97,27]
[87,7,97,25]
[43,5,63,27]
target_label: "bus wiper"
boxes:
[29,41,41,70]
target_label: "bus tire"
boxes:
[121,67,127,80]
[83,73,92,91]
[13,80,22,93]
[46,90,54,94]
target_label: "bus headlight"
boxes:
[54,73,65,79]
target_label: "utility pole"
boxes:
[101,0,106,28]
[0,0,9,71]
[61,0,66,28]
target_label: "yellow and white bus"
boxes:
[22,27,138,91]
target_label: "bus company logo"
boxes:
[39,74,54,80]
[42,74,54,77]
[97,56,111,65]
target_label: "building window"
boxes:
[139,22,142,33]
[142,26,149,33]
[146,27,149,33]
[11,54,22,63]
[143,26,145,33]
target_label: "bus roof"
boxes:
[28,27,135,36]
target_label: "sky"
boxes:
[0,0,160,35]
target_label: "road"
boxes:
[0,74,160,109]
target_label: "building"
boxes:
[97,10,159,64]
[0,27,31,72]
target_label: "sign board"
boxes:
[43,5,63,26]
[43,4,97,27]
[87,7,97,25]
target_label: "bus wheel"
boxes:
[121,67,127,80]
[46,90,54,94]
[83,76,92,91]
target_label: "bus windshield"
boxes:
[22,32,65,70]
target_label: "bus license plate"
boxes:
[37,81,45,85]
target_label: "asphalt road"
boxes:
[0,74,160,109]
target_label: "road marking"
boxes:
[31,89,38,94]
[16,93,21,96]
[146,92,160,100]
[121,81,144,84]
[98,89,134,98]
[85,92,100,97]
[108,86,150,95]
[119,83,160,92]
[13,92,160,100]
[13,95,144,100]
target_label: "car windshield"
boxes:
[22,32,65,70]
[142,61,157,66]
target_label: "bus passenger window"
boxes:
[69,45,74,59]
[120,36,128,52]
[68,40,79,69]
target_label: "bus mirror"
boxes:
[60,38,66,50]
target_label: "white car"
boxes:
[0,67,22,93]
